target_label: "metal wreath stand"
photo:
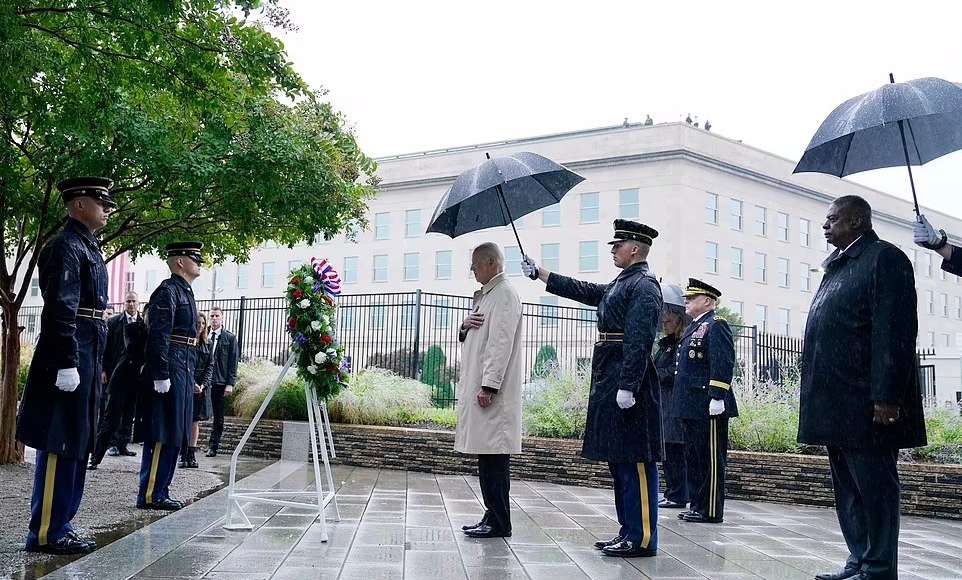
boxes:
[222,350,341,540]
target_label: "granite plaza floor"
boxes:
[38,461,962,580]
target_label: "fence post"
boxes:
[411,289,422,379]
[237,296,247,358]
[751,325,759,389]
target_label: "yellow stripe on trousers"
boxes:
[39,453,58,546]
[709,421,717,518]
[636,464,651,548]
[146,442,162,504]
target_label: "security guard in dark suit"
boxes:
[673,278,737,524]
[134,242,202,510]
[16,177,115,555]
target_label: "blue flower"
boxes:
[294,333,308,345]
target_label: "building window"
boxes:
[343,256,359,284]
[405,209,421,238]
[923,252,932,278]
[580,192,600,223]
[287,260,300,274]
[799,218,811,247]
[801,263,812,292]
[755,206,767,236]
[777,212,789,242]
[729,199,743,231]
[619,189,639,219]
[403,253,420,281]
[730,247,743,279]
[944,333,952,347]
[374,212,390,240]
[579,241,599,272]
[755,252,767,284]
[941,292,949,317]
[925,290,934,315]
[124,271,136,293]
[29,277,40,297]
[777,308,790,335]
[730,300,744,319]
[261,262,275,287]
[433,297,450,329]
[940,267,947,281]
[504,245,522,276]
[706,193,719,225]
[705,242,719,274]
[234,266,247,290]
[956,296,961,319]
[539,296,558,327]
[373,255,388,282]
[339,307,356,331]
[371,305,386,330]
[543,204,561,227]
[401,305,417,329]
[541,243,560,272]
[777,257,790,288]
[435,250,452,280]
[27,314,38,334]
[756,305,768,333]
[928,331,936,348]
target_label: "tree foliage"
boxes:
[532,344,558,379]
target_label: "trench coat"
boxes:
[654,335,684,444]
[546,261,663,463]
[798,230,927,450]
[454,273,524,455]
[16,219,109,460]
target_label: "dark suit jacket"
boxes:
[103,313,142,378]
[207,328,239,385]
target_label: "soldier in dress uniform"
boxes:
[672,278,737,524]
[16,176,115,554]
[133,242,203,510]
[522,219,663,558]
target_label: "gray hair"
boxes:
[472,242,504,267]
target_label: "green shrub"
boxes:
[531,345,558,379]
[328,368,435,426]
[914,407,962,464]
[523,367,589,438]
[421,345,455,407]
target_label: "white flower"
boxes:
[314,351,327,364]
[311,320,322,331]
[306,364,318,374]
[298,298,311,309]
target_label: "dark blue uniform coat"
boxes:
[939,245,962,277]
[17,219,109,460]
[546,262,663,463]
[134,274,197,447]
[798,231,926,450]
[673,311,738,419]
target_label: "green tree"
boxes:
[532,344,558,378]
[421,345,452,407]
[715,305,746,327]
[0,1,376,463]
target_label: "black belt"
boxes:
[170,335,198,347]
[77,307,106,320]
[598,332,624,342]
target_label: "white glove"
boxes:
[153,379,171,394]
[709,398,725,416]
[521,255,538,279]
[616,389,636,410]
[914,214,946,249]
[55,368,80,392]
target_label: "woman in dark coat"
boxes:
[180,313,213,468]
[654,284,691,509]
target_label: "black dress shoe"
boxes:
[601,539,657,558]
[65,530,96,550]
[814,567,862,580]
[680,511,723,524]
[137,497,183,511]
[593,534,624,550]
[106,446,121,457]
[205,448,217,457]
[178,457,188,469]
[25,535,94,555]
[86,460,98,471]
[658,499,687,508]
[463,524,511,538]
[118,445,137,457]
[462,520,485,531]
[677,510,694,520]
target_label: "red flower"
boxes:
[320,335,332,345]
[288,317,297,330]
[290,276,301,285]
[292,289,303,300]
[326,362,338,372]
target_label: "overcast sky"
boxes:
[274,0,962,220]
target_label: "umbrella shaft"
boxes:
[895,119,921,217]
[496,185,526,256]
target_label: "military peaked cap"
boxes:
[57,176,116,208]
[683,277,721,300]
[165,241,205,264]
[607,219,659,245]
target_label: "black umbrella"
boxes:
[794,74,962,217]
[426,151,584,256]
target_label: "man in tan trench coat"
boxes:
[455,242,523,539]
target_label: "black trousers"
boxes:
[208,383,228,451]
[477,454,511,533]
[827,447,901,580]
[662,442,689,504]
[91,384,137,464]
[683,416,728,519]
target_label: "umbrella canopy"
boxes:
[426,151,584,239]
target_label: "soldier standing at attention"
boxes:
[522,219,663,558]
[134,242,203,510]
[17,177,115,554]
[673,279,737,524]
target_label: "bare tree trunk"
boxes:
[0,301,25,464]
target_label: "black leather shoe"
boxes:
[658,499,687,508]
[137,497,183,511]
[677,510,694,520]
[593,534,624,550]
[680,511,723,524]
[601,539,657,558]
[106,446,121,457]
[462,520,485,531]
[65,530,96,550]
[178,457,188,469]
[205,448,217,457]
[25,535,94,555]
[463,524,511,538]
[118,445,137,457]
[814,567,862,580]
[86,460,98,471]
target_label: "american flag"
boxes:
[311,257,342,297]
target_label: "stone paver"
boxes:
[40,461,962,579]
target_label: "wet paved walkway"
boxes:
[39,461,962,580]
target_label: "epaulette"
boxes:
[715,316,727,322]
